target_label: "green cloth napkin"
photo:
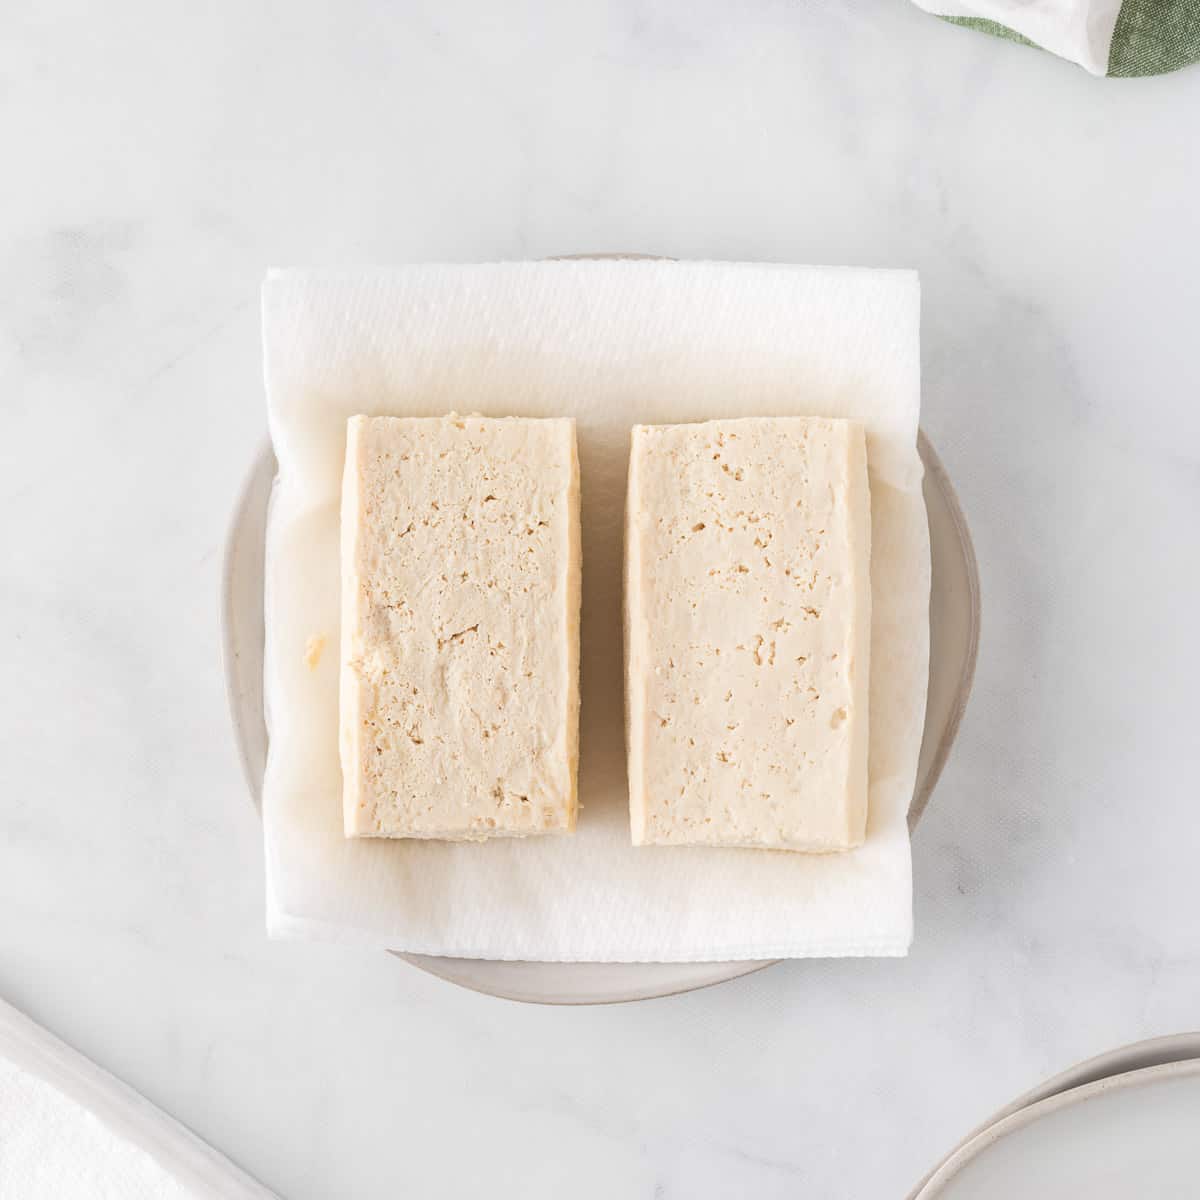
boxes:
[916,0,1200,76]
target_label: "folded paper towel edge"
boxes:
[263,913,913,963]
[262,259,921,285]
[0,997,279,1200]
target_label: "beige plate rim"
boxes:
[907,1038,1200,1199]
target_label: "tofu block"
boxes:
[340,414,581,839]
[624,417,871,851]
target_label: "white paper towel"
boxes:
[0,998,276,1200]
[910,0,1124,76]
[262,260,929,961]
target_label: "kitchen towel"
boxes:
[0,998,275,1200]
[262,259,929,962]
[913,0,1200,76]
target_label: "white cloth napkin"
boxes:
[262,260,929,962]
[0,998,275,1200]
[911,0,1124,75]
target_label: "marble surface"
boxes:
[2,2,1198,1197]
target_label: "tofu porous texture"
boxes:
[625,416,871,851]
[340,414,581,840]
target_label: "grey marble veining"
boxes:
[1,2,1198,1197]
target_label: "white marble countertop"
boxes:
[3,3,1199,1197]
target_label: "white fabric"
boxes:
[913,0,1124,75]
[0,999,274,1200]
[262,260,929,962]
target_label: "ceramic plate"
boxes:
[222,426,979,1003]
[906,1031,1200,1198]
[911,1056,1200,1200]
